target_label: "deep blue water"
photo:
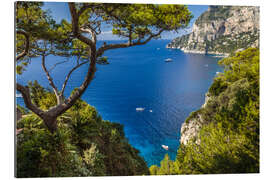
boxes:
[16,40,223,166]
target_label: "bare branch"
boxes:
[16,30,30,61]
[80,27,97,44]
[41,54,60,103]
[60,60,89,96]
[49,59,69,72]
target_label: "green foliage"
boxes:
[92,4,193,39]
[149,165,159,175]
[185,109,203,124]
[17,104,28,115]
[67,98,149,176]
[16,114,91,177]
[74,4,190,47]
[83,143,106,176]
[151,48,259,175]
[97,56,109,65]
[16,82,149,177]
[27,80,57,110]
[209,77,228,96]
[203,31,259,54]
[174,122,258,174]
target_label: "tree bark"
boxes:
[41,54,61,105]
[41,114,58,133]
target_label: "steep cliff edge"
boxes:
[167,6,259,55]
[180,48,259,146]
[180,93,212,145]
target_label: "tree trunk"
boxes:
[41,114,58,133]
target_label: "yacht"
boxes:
[165,58,173,62]
[136,107,145,111]
[162,145,169,150]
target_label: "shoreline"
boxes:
[166,46,229,57]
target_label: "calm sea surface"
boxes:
[16,40,223,166]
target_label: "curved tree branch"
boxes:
[16,30,30,61]
[97,29,164,57]
[68,3,96,48]
[16,83,44,117]
[49,60,69,72]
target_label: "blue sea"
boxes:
[16,40,224,166]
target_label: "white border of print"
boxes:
[0,0,268,180]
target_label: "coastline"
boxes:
[166,45,229,57]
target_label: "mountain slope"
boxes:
[167,6,259,55]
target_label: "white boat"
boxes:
[165,58,173,62]
[136,107,145,111]
[149,110,153,113]
[162,145,169,150]
[16,93,22,98]
[216,71,220,74]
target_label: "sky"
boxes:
[42,2,208,40]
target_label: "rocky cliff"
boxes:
[180,93,212,145]
[167,6,259,55]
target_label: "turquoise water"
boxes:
[16,40,223,166]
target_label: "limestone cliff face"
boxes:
[180,93,212,145]
[167,6,259,55]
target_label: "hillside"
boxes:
[16,81,149,177]
[150,48,259,174]
[167,6,259,55]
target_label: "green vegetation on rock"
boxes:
[167,6,259,55]
[150,48,259,174]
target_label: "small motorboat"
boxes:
[162,145,169,150]
[136,107,145,111]
[165,58,173,62]
[149,110,153,113]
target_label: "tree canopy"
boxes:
[16,2,193,132]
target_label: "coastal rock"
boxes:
[167,6,259,55]
[180,93,211,145]
[180,114,203,145]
